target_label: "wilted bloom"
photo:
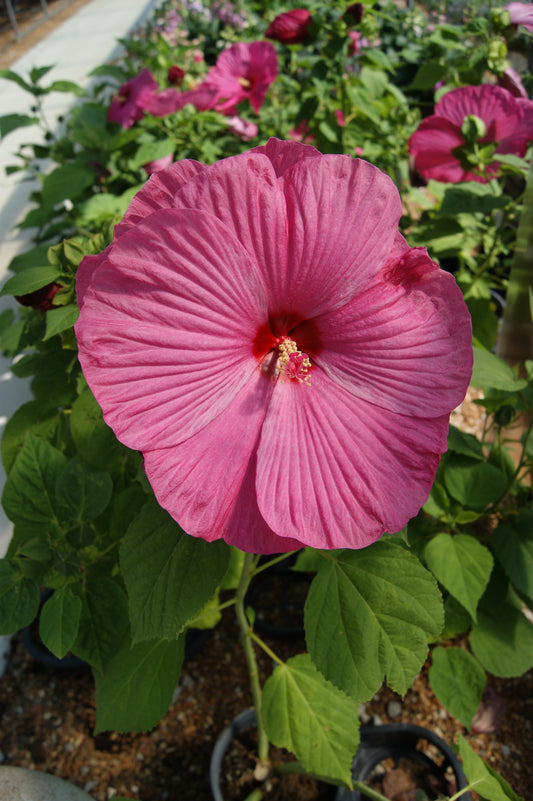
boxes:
[265,9,312,45]
[16,282,61,311]
[409,84,533,183]
[168,65,186,86]
[143,153,174,175]
[227,116,258,141]
[107,69,159,129]
[75,139,472,555]
[504,2,533,32]
[344,3,364,24]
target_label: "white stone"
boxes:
[0,767,95,801]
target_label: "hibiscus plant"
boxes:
[1,2,533,801]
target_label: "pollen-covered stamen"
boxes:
[278,337,312,385]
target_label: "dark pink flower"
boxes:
[265,9,312,45]
[75,139,472,555]
[203,41,278,114]
[504,2,533,32]
[344,3,364,24]
[499,66,529,98]
[107,69,159,129]
[227,116,258,141]
[409,84,533,183]
[16,282,61,311]
[288,120,314,143]
[143,153,174,175]
[168,65,186,86]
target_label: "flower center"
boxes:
[277,337,312,385]
[238,76,252,89]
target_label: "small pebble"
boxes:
[501,745,510,756]
[358,703,371,724]
[387,700,402,718]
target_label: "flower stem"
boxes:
[235,551,269,763]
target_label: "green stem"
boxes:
[235,552,269,763]
[249,630,284,666]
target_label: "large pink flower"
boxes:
[202,41,278,114]
[504,2,533,33]
[75,139,472,555]
[107,69,159,129]
[409,84,533,183]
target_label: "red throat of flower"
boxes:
[253,316,320,386]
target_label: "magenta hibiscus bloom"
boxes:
[107,69,159,129]
[75,139,472,555]
[504,2,533,33]
[202,41,278,114]
[409,84,533,183]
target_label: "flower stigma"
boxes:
[277,337,312,385]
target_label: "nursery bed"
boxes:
[0,612,531,801]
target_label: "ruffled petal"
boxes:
[75,208,268,451]
[279,155,403,317]
[114,159,207,238]
[310,244,472,417]
[409,117,466,182]
[250,137,321,177]
[256,372,449,549]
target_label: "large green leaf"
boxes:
[428,647,485,729]
[39,587,82,659]
[73,577,129,673]
[56,456,112,523]
[41,164,94,206]
[120,499,230,642]
[471,347,528,392]
[0,266,61,297]
[443,457,506,510]
[0,113,38,138]
[261,654,359,788]
[0,561,39,634]
[70,388,124,471]
[304,541,443,701]
[1,401,61,473]
[493,512,533,603]
[457,736,524,801]
[424,533,493,619]
[43,304,79,340]
[1,433,66,538]
[94,632,184,733]
[470,601,533,678]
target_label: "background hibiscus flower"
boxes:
[75,139,472,554]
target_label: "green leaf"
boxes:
[428,647,485,729]
[1,401,61,474]
[424,533,493,619]
[56,455,113,523]
[447,425,484,460]
[439,182,507,216]
[1,433,67,538]
[43,304,79,340]
[0,266,61,297]
[41,164,94,207]
[39,588,82,659]
[70,388,124,470]
[471,347,528,392]
[457,735,524,801]
[94,632,184,733]
[47,80,85,96]
[0,561,39,634]
[409,60,447,90]
[0,113,38,138]
[73,577,129,673]
[261,654,359,788]
[304,541,443,701]
[0,69,35,93]
[493,512,533,603]
[443,456,506,510]
[120,498,230,642]
[129,138,175,170]
[470,601,533,678]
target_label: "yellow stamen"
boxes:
[278,338,311,385]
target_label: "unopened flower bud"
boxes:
[461,114,487,142]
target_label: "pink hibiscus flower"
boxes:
[409,84,533,183]
[202,41,278,114]
[75,139,472,555]
[504,2,533,33]
[107,69,159,129]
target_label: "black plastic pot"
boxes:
[335,723,471,801]
[210,711,471,801]
[246,564,310,639]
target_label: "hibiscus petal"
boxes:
[75,208,268,451]
[251,137,321,177]
[409,117,466,182]
[310,245,472,418]
[174,152,290,295]
[280,155,403,317]
[256,372,448,549]
[114,159,207,238]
